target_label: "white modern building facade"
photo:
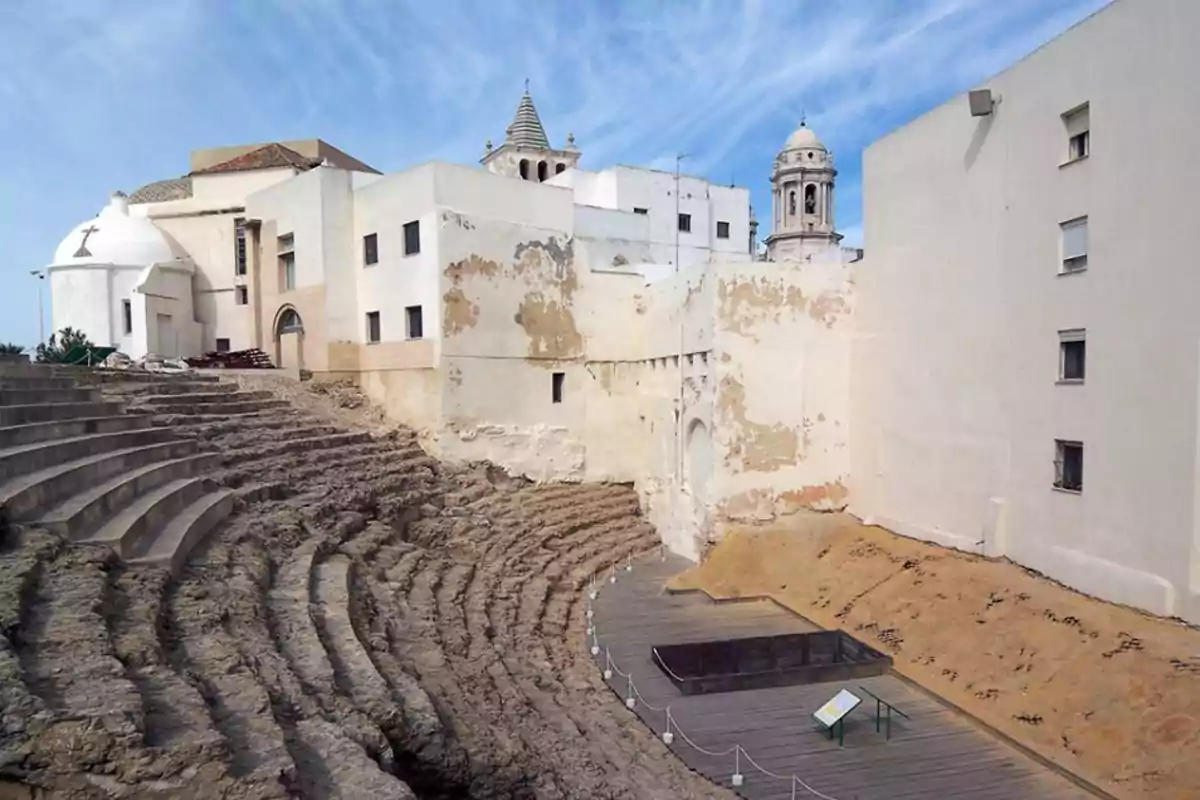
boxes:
[851,0,1200,624]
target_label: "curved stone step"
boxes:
[81,476,215,557]
[0,440,200,521]
[34,453,220,540]
[0,387,99,406]
[313,555,395,714]
[0,427,178,482]
[0,377,77,391]
[0,414,153,449]
[138,390,275,407]
[0,400,124,427]
[129,489,235,574]
[142,399,288,416]
[104,381,240,397]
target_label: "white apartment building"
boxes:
[851,0,1200,623]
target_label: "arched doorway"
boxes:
[273,306,304,370]
[685,419,713,501]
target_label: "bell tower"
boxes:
[481,81,580,182]
[764,119,842,261]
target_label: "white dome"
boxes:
[783,122,826,151]
[52,193,184,268]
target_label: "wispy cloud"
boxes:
[0,0,1109,344]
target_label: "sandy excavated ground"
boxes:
[670,514,1200,800]
[0,376,731,800]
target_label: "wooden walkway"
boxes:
[589,554,1099,800]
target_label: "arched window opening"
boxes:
[555,163,566,175]
[537,161,548,182]
[788,191,796,216]
[804,184,817,214]
[277,308,303,334]
[519,159,530,180]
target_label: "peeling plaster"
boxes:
[514,293,583,359]
[444,254,501,286]
[441,210,476,230]
[717,275,850,339]
[513,236,575,288]
[719,481,849,522]
[716,375,800,472]
[442,287,480,336]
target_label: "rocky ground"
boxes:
[672,514,1200,800]
[0,376,729,799]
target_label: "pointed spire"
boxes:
[505,83,551,149]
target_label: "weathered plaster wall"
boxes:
[710,262,855,532]
[435,188,585,477]
[152,213,252,352]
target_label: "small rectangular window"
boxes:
[1059,329,1086,382]
[1063,103,1089,163]
[235,285,249,305]
[122,300,132,335]
[278,232,296,290]
[716,220,730,239]
[366,311,381,344]
[363,233,378,266]
[403,220,420,256]
[234,218,247,276]
[1060,216,1088,273]
[282,254,296,290]
[633,207,649,215]
[215,338,231,352]
[1054,440,1083,492]
[678,213,691,233]
[406,305,423,339]
[552,372,564,403]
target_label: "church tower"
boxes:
[764,120,842,261]
[481,83,580,182]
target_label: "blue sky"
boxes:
[0,0,1109,348]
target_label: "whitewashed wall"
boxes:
[851,0,1200,623]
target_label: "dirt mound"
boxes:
[0,379,729,799]
[670,513,1200,800]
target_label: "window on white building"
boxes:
[216,338,230,352]
[552,372,564,404]
[406,305,423,339]
[1060,217,1088,273]
[403,220,420,256]
[519,159,530,180]
[235,286,249,305]
[1063,103,1090,163]
[716,221,730,239]
[363,233,378,266]
[122,300,132,335]
[234,218,247,276]
[366,311,381,344]
[633,207,648,215]
[1054,440,1083,492]
[1058,329,1086,382]
[555,163,566,175]
[678,213,691,233]
[278,233,296,290]
[537,161,548,182]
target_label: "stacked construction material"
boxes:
[184,348,275,369]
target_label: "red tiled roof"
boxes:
[189,143,321,176]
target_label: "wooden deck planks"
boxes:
[589,554,1097,800]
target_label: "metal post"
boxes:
[29,270,45,345]
[674,154,689,552]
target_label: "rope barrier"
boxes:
[587,563,843,799]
